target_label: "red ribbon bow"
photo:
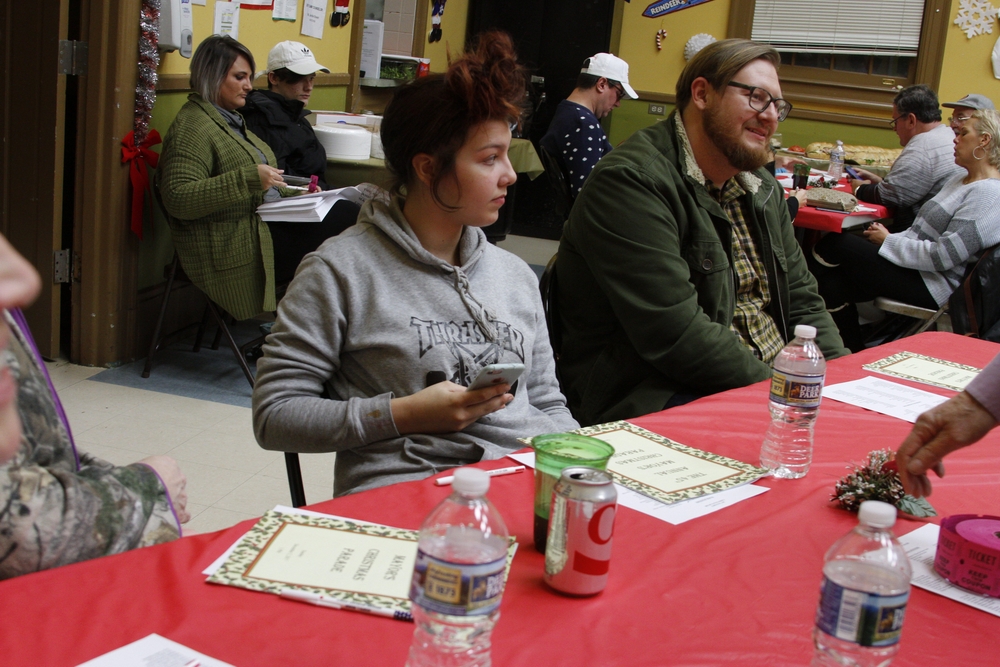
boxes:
[120,129,161,239]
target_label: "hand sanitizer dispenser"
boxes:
[159,0,193,58]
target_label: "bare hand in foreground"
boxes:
[391,381,513,435]
[256,164,286,190]
[895,391,998,497]
[792,189,809,207]
[139,455,191,523]
[863,222,889,246]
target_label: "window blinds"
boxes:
[750,0,925,56]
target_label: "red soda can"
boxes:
[544,467,617,596]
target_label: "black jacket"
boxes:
[241,90,329,190]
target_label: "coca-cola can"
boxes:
[544,466,617,596]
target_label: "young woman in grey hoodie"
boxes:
[252,32,578,497]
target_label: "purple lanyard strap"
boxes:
[10,308,80,470]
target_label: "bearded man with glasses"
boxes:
[555,39,848,427]
[849,85,964,231]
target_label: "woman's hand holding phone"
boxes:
[391,382,512,435]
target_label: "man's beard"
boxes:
[703,103,772,173]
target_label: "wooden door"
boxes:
[0,0,71,358]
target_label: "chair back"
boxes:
[539,253,561,359]
[539,145,573,221]
[949,243,1000,341]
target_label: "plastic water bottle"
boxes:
[760,324,826,478]
[407,468,510,667]
[812,501,912,667]
[828,140,846,181]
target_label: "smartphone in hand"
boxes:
[467,363,525,391]
[844,164,863,181]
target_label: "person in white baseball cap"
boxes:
[540,52,638,200]
[243,41,332,191]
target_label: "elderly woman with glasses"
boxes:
[811,109,1000,351]
[157,36,358,321]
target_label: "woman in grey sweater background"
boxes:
[252,32,577,497]
[811,108,1000,351]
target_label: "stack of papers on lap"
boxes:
[257,186,364,222]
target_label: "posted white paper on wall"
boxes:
[301,0,327,39]
[214,1,240,38]
[273,0,298,21]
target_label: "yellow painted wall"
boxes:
[939,3,1000,106]
[617,0,732,97]
[159,0,358,75]
[612,1,1000,119]
[423,0,469,72]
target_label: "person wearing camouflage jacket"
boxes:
[0,310,182,579]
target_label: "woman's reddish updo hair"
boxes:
[380,31,526,206]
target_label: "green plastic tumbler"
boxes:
[531,433,615,552]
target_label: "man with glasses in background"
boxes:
[849,84,963,231]
[555,39,847,426]
[540,52,638,201]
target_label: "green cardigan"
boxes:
[556,113,849,426]
[156,94,278,320]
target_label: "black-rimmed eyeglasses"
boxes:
[610,83,626,102]
[727,81,792,121]
[889,114,909,130]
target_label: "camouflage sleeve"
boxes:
[0,312,180,580]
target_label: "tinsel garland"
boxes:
[135,0,161,145]
[121,0,162,239]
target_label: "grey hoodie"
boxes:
[252,195,578,496]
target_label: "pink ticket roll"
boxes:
[934,514,1000,598]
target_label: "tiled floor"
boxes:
[45,359,337,535]
[44,235,559,537]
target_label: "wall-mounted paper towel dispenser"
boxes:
[159,0,193,59]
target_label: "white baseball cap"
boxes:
[262,41,330,76]
[581,53,637,100]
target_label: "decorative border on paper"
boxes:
[207,510,418,613]
[207,511,518,615]
[551,421,768,505]
[863,351,981,391]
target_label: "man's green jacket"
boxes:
[556,113,849,426]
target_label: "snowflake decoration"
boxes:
[955,0,997,39]
[684,33,717,61]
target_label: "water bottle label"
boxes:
[815,576,909,647]
[409,549,506,616]
[769,370,824,408]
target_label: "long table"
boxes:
[2,333,997,666]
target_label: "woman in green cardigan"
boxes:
[157,35,357,320]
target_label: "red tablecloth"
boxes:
[791,180,892,233]
[2,333,998,667]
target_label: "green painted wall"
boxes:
[138,86,350,290]
[606,99,901,152]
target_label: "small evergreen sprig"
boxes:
[832,449,936,518]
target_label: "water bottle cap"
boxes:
[836,140,843,146]
[451,467,489,495]
[858,500,897,528]
[794,324,817,339]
